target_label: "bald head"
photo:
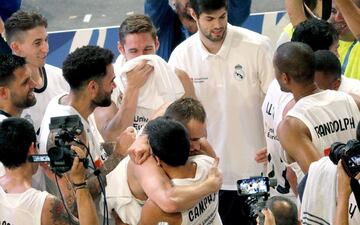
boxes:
[274,42,315,85]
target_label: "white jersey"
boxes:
[0,187,48,225]
[261,80,295,199]
[301,157,360,225]
[339,75,360,96]
[39,93,102,161]
[169,24,274,190]
[21,64,69,137]
[173,155,222,225]
[104,156,144,225]
[287,90,360,157]
[112,54,184,131]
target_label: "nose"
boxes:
[190,140,200,152]
[112,80,117,89]
[29,77,37,89]
[41,41,49,54]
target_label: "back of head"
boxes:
[190,0,227,17]
[62,45,114,90]
[275,42,315,84]
[314,50,341,79]
[0,54,26,86]
[291,18,338,52]
[5,10,47,43]
[0,117,36,169]
[118,14,157,45]
[144,116,190,167]
[266,196,298,225]
[164,97,206,126]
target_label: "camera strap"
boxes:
[350,178,360,212]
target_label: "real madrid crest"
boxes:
[234,64,245,81]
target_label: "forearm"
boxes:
[76,188,99,225]
[87,152,123,197]
[334,193,350,225]
[285,0,306,27]
[164,182,217,212]
[334,0,360,40]
[103,87,139,141]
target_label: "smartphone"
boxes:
[28,154,51,163]
[237,176,270,196]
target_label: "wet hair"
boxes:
[5,10,48,43]
[62,45,114,90]
[164,97,206,126]
[266,196,298,225]
[0,118,36,169]
[119,14,157,45]
[275,42,315,84]
[292,18,338,51]
[144,116,190,167]
[0,54,26,86]
[314,50,341,79]
[190,0,227,17]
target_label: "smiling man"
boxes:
[168,0,274,224]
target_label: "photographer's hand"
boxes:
[69,146,87,184]
[334,160,352,225]
[259,208,276,225]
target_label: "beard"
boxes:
[199,25,226,42]
[12,92,37,109]
[92,91,112,107]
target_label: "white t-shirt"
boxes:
[22,64,69,138]
[261,80,295,199]
[112,54,184,131]
[173,155,222,225]
[169,24,275,190]
[287,90,360,157]
[0,187,48,225]
[301,157,360,225]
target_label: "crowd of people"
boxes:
[0,0,359,225]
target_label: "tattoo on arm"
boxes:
[49,198,79,225]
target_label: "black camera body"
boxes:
[47,115,88,175]
[330,139,360,178]
[237,176,276,225]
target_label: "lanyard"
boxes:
[341,41,357,74]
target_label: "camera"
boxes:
[237,176,276,225]
[329,139,360,178]
[29,115,89,175]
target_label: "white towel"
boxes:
[118,55,184,110]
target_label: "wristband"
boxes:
[74,184,88,192]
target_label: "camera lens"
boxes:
[329,142,346,165]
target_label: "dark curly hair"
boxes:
[0,54,26,86]
[62,45,114,90]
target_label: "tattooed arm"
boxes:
[41,195,79,225]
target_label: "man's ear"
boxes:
[154,155,161,166]
[118,41,125,56]
[28,142,37,155]
[0,86,9,100]
[87,80,99,98]
[155,36,160,52]
[332,77,341,91]
[189,8,198,22]
[281,72,290,85]
[10,41,22,56]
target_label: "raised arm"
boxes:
[128,136,222,212]
[285,0,307,27]
[277,116,322,173]
[94,61,153,141]
[334,0,360,40]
